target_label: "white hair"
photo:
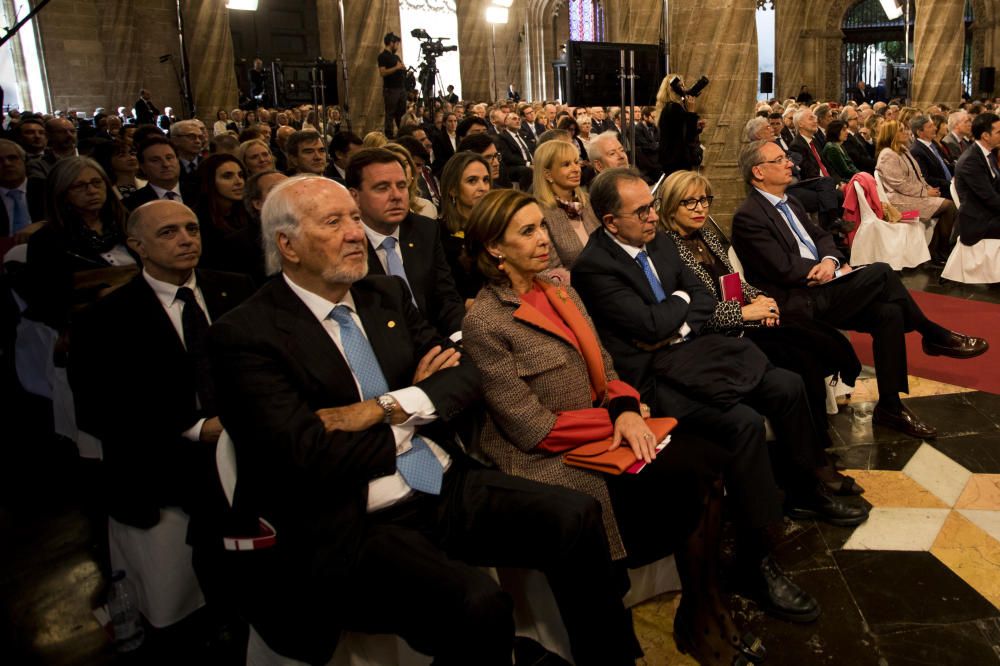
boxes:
[792,108,811,130]
[260,174,324,275]
[585,131,620,162]
[744,117,770,142]
[948,110,969,131]
[169,119,200,138]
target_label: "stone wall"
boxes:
[458,0,525,103]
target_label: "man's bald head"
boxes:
[126,200,202,284]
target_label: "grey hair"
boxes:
[585,131,620,162]
[169,119,200,138]
[739,140,771,185]
[260,174,323,275]
[815,103,830,122]
[243,169,285,218]
[909,114,931,135]
[839,107,858,122]
[948,110,969,131]
[0,138,26,161]
[744,117,769,142]
[588,167,645,223]
[792,108,810,131]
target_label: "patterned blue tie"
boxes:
[7,189,29,233]
[929,142,953,180]
[775,200,818,260]
[635,250,667,303]
[380,236,415,304]
[328,304,442,494]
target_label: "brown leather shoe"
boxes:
[873,404,937,439]
[922,332,989,359]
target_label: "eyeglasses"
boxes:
[620,199,661,220]
[755,155,791,166]
[678,195,714,210]
[175,133,202,140]
[67,178,105,194]
[485,152,501,161]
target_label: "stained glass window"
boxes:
[569,0,596,42]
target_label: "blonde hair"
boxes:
[362,131,388,148]
[657,170,713,234]
[876,120,907,154]
[653,73,683,124]
[532,140,588,209]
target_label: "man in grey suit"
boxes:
[942,110,973,160]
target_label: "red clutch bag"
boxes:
[562,417,678,475]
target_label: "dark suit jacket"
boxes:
[731,189,843,316]
[518,122,542,153]
[69,270,255,528]
[0,177,45,236]
[365,213,466,336]
[570,229,716,415]
[954,144,1000,245]
[910,140,953,193]
[133,98,160,126]
[431,132,456,175]
[789,135,830,180]
[497,130,532,168]
[844,132,876,173]
[207,275,480,663]
[942,133,971,160]
[123,182,197,211]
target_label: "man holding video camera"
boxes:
[378,32,407,138]
[656,74,708,177]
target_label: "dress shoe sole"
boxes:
[922,341,989,359]
[786,506,869,526]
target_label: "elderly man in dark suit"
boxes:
[909,115,953,196]
[496,111,534,190]
[70,200,255,629]
[0,139,45,241]
[206,175,640,665]
[133,88,160,126]
[942,110,973,160]
[788,108,846,233]
[954,111,1000,245]
[571,167,850,625]
[840,106,876,174]
[732,140,988,440]
[350,148,466,337]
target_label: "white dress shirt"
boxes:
[606,231,692,339]
[282,273,451,512]
[755,187,841,270]
[143,269,211,441]
[363,224,402,275]
[150,182,184,202]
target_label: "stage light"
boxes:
[486,6,509,24]
[879,0,903,20]
[226,0,259,11]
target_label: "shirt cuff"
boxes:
[677,322,692,338]
[822,255,841,269]
[671,290,691,304]
[182,418,206,442]
[449,330,462,342]
[388,386,437,426]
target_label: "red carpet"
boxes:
[848,290,1000,394]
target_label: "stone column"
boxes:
[776,0,808,100]
[913,0,966,107]
[182,0,238,122]
[608,0,662,46]
[339,0,400,134]
[668,0,757,233]
[458,0,524,102]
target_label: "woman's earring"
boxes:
[496,253,505,270]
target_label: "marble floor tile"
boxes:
[902,443,973,507]
[955,475,1000,510]
[932,434,1000,474]
[631,592,698,666]
[958,509,1000,544]
[842,507,951,551]
[931,512,1000,610]
[828,440,923,471]
[843,470,949,509]
[966,391,1000,428]
[875,619,1000,666]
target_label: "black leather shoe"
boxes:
[739,555,821,623]
[922,331,989,359]
[873,404,937,439]
[787,484,869,526]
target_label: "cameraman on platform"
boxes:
[654,73,707,177]
[379,32,407,138]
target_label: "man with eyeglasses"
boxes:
[170,120,205,185]
[733,140,988,439]
[458,133,508,188]
[571,167,837,625]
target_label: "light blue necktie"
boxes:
[929,142,953,180]
[635,250,667,303]
[380,236,416,304]
[775,200,818,260]
[328,304,442,494]
[7,189,30,233]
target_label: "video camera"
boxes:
[670,75,710,98]
[410,29,458,59]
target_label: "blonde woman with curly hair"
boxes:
[532,139,600,269]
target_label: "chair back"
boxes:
[951,180,961,208]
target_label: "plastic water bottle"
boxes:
[108,570,145,652]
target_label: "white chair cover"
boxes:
[108,508,205,628]
[941,236,1000,284]
[850,180,930,269]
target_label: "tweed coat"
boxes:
[541,203,601,270]
[462,279,627,559]
[664,226,763,334]
[876,147,946,221]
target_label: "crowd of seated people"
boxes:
[4,82,997,666]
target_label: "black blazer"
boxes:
[518,122,542,153]
[207,275,480,663]
[0,177,45,236]
[364,213,466,336]
[570,229,716,414]
[497,130,532,168]
[431,132,456,175]
[843,132,876,174]
[69,270,255,528]
[909,140,953,192]
[789,135,830,180]
[657,102,701,176]
[731,189,843,316]
[954,144,1000,245]
[123,182,198,211]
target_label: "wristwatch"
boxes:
[375,394,397,424]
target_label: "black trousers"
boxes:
[810,262,935,408]
[383,87,407,138]
[341,465,637,666]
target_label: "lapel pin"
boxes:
[387,320,396,328]
[221,291,227,297]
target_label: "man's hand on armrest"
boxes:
[806,257,838,286]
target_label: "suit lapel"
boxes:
[751,190,800,253]
[596,230,658,302]
[130,275,188,357]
